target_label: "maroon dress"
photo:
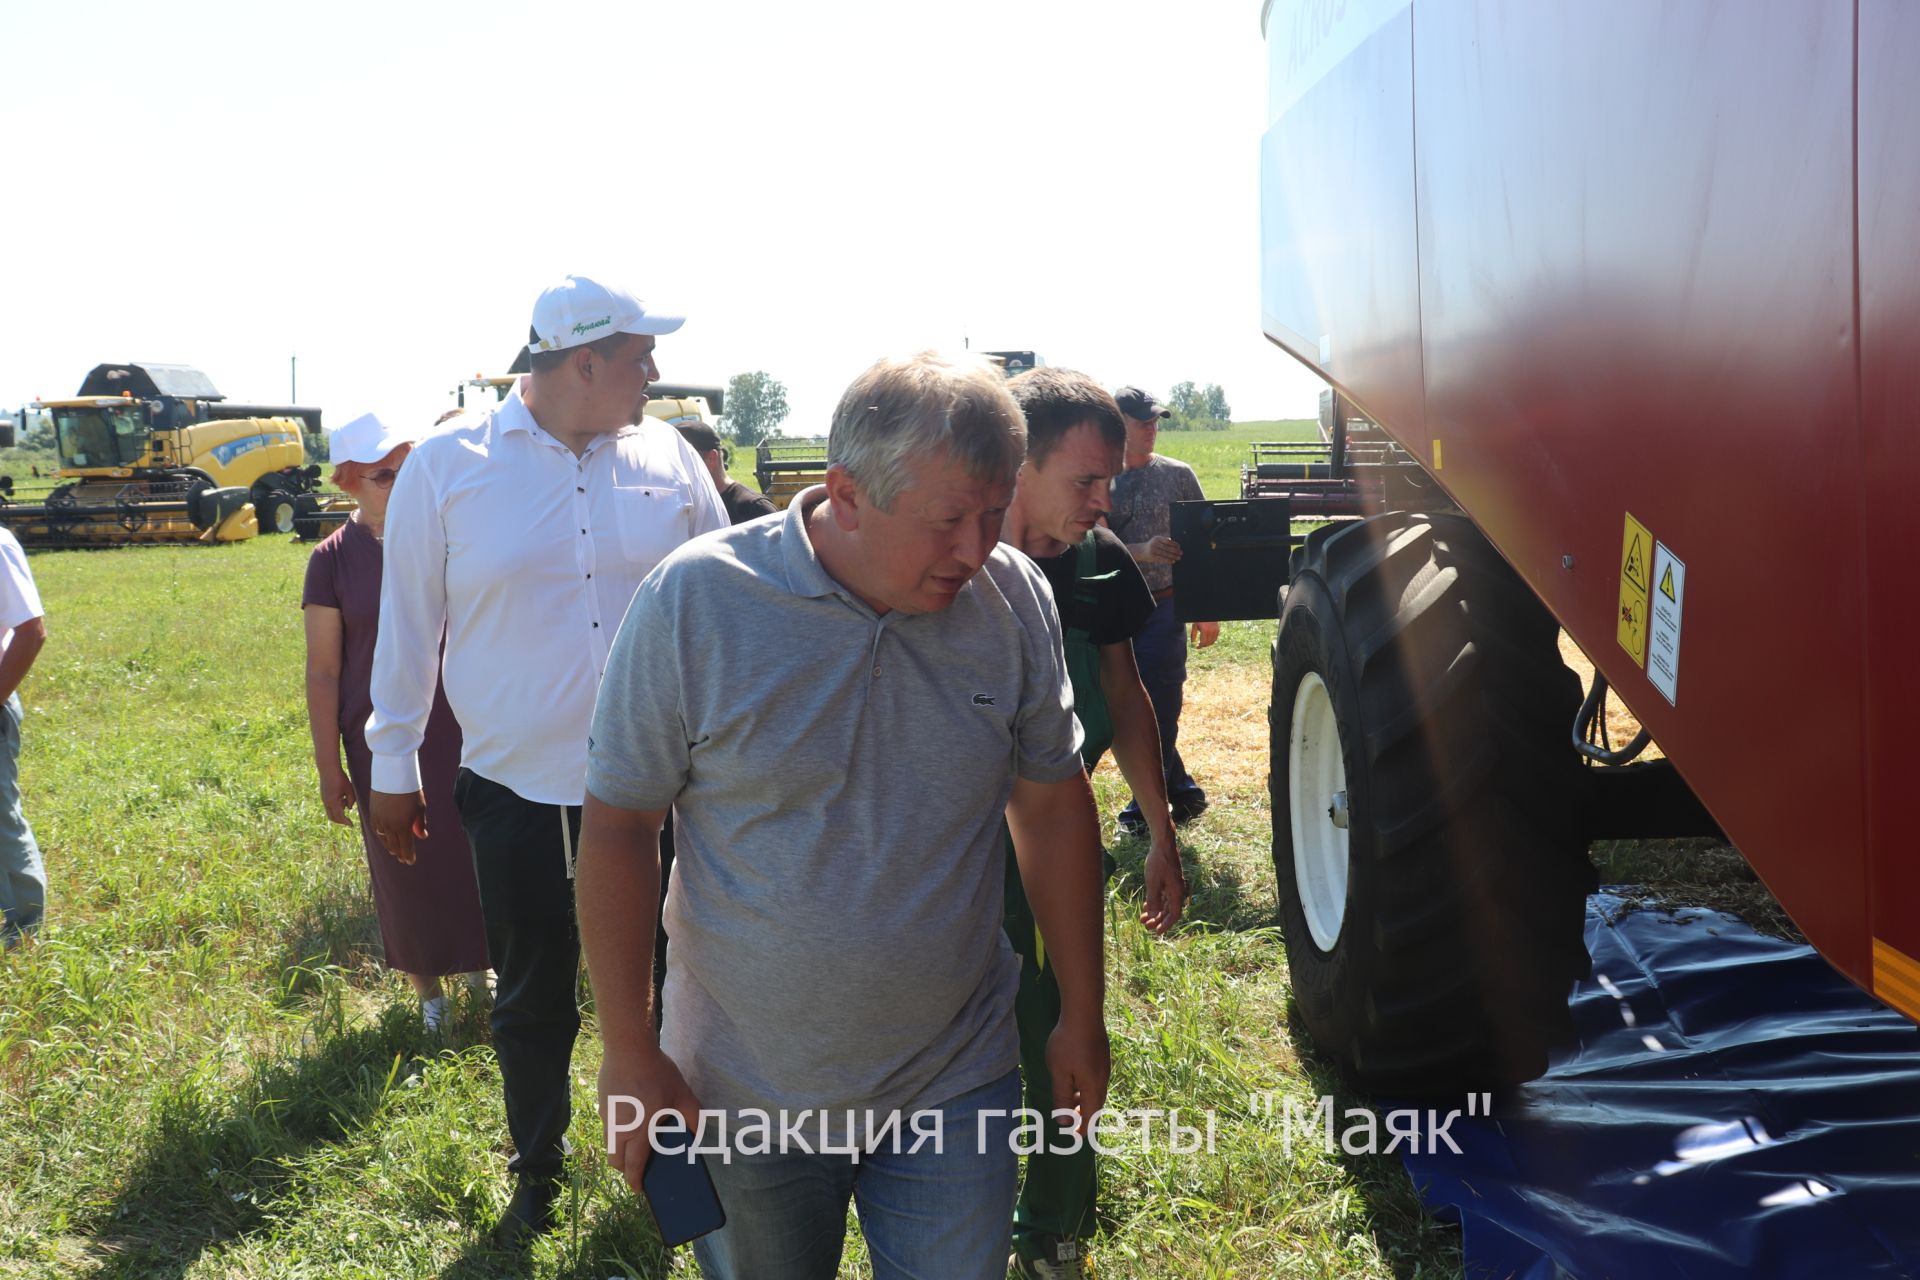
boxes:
[303,517,488,975]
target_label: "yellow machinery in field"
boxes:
[2,363,326,547]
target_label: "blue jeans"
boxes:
[0,693,45,948]
[692,1068,1021,1280]
[1119,598,1206,823]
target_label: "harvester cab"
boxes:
[4,363,325,547]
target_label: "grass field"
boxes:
[754,420,1320,506]
[1147,421,1319,500]
[0,531,1473,1279]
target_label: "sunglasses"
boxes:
[363,467,400,486]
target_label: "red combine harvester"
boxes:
[1197,0,1920,1094]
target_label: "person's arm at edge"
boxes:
[577,794,704,1196]
[1098,640,1184,933]
[0,615,45,706]
[1005,771,1111,1128]
[0,534,45,705]
[303,605,355,826]
[366,451,447,862]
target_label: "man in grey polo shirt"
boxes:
[577,351,1110,1280]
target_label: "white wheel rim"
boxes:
[1288,671,1349,952]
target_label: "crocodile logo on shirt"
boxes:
[972,693,996,707]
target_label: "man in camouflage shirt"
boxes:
[1103,387,1218,830]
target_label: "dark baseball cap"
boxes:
[1113,387,1172,421]
[675,422,722,454]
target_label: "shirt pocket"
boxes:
[612,484,692,572]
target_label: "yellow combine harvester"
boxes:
[3,363,326,547]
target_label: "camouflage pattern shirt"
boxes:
[1106,453,1204,594]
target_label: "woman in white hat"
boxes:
[301,412,487,1030]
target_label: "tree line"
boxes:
[723,373,1233,440]
[1163,382,1232,431]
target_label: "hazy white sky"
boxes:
[1,1,1325,436]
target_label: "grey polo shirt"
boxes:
[587,486,1084,1130]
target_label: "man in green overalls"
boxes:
[1001,368,1187,1278]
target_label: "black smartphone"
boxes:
[641,1143,726,1248]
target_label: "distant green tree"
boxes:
[303,430,330,463]
[725,371,790,446]
[1202,383,1232,431]
[20,413,55,451]
[1165,381,1203,430]
[1165,381,1230,431]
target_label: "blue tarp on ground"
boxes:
[1399,893,1920,1280]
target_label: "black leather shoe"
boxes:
[490,1176,561,1250]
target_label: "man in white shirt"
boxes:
[366,274,727,1247]
[0,527,47,949]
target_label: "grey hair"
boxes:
[826,352,1027,511]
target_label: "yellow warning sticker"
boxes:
[1617,513,1651,667]
[1431,439,1444,471]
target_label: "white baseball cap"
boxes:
[527,274,685,355]
[328,412,411,465]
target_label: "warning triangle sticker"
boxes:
[1659,564,1677,601]
[1623,536,1648,591]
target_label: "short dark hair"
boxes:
[1006,367,1125,466]
[675,422,721,454]
[526,325,631,376]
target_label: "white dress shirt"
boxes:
[0,528,44,657]
[367,377,728,804]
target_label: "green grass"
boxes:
[1150,421,1319,500]
[746,421,1321,504]
[0,537,1461,1278]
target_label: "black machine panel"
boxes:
[1169,497,1292,623]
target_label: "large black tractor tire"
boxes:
[252,480,298,535]
[1270,511,1595,1096]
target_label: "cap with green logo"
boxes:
[528,275,685,355]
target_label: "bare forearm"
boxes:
[0,633,40,705]
[1107,673,1175,848]
[305,670,343,768]
[1008,775,1107,1022]
[576,799,667,1059]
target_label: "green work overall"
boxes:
[1004,532,1113,1262]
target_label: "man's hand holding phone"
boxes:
[600,1046,703,1195]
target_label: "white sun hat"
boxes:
[527,274,685,355]
[328,412,412,465]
